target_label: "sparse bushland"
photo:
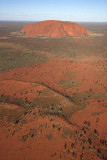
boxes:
[72,91,106,106]
[33,87,86,122]
[0,94,34,108]
[0,95,35,123]
[56,79,80,88]
[0,93,83,125]
[0,45,48,72]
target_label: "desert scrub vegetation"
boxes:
[64,72,75,77]
[49,90,106,120]
[56,79,80,88]
[0,45,48,72]
[34,96,59,108]
[33,88,65,116]
[72,91,106,106]
[33,87,86,121]
[33,95,62,116]
[62,127,73,138]
[33,88,60,108]
[0,95,35,123]
[45,132,53,140]
[0,103,28,123]
[92,111,105,116]
[0,21,29,36]
[0,95,34,108]
[62,102,85,119]
[19,128,37,142]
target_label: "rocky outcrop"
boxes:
[21,20,88,38]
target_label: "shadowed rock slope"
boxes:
[21,20,88,38]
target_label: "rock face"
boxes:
[21,20,88,38]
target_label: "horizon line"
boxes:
[0,20,107,23]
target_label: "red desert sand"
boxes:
[21,20,88,38]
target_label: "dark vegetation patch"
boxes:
[92,111,105,116]
[62,127,73,138]
[33,88,85,121]
[0,21,31,37]
[79,22,107,35]
[0,103,25,123]
[62,103,85,119]
[19,129,37,142]
[56,79,80,88]
[4,35,106,58]
[0,95,34,123]
[0,46,48,72]
[72,91,106,106]
[0,95,34,108]
[64,72,75,77]
[33,88,64,116]
[45,133,53,140]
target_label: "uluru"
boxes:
[21,20,88,38]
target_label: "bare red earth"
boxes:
[21,20,88,38]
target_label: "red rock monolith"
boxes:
[21,20,88,38]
